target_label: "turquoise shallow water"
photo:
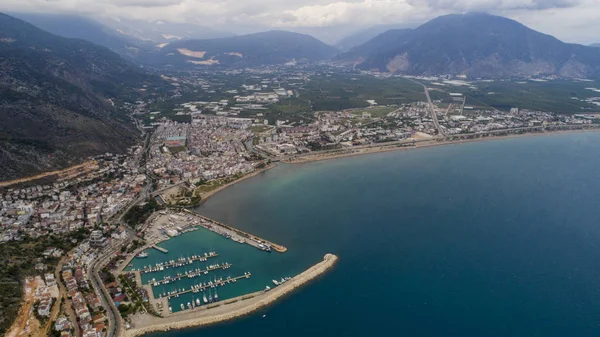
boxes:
[148,133,600,337]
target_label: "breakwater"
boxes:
[125,254,338,337]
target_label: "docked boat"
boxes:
[180,304,184,311]
[203,293,208,304]
[196,298,201,306]
[214,289,219,301]
[136,252,149,258]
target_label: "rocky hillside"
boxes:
[337,13,600,78]
[0,13,159,180]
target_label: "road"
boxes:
[408,78,446,137]
[89,242,127,337]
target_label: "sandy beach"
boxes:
[124,254,338,337]
[286,127,600,165]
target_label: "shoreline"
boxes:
[195,163,277,205]
[286,127,600,165]
[124,254,338,337]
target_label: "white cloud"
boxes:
[1,0,599,44]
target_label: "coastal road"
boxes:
[408,78,446,137]
[89,243,124,337]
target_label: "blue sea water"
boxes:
[149,133,600,337]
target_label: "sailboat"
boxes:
[214,288,219,301]
[208,288,213,303]
[203,291,208,304]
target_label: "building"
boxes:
[89,230,107,247]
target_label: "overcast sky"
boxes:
[2,0,600,44]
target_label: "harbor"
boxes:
[121,205,317,330]
[139,210,287,254]
[158,273,251,301]
[124,254,338,337]
[132,252,219,274]
[145,262,232,286]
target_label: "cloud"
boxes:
[407,0,585,11]
[0,0,598,44]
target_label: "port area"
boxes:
[182,209,287,253]
[124,254,338,337]
[137,209,287,253]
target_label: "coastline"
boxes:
[124,254,338,337]
[286,128,600,165]
[196,163,277,205]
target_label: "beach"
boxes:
[196,163,277,204]
[124,254,338,337]
[285,127,600,164]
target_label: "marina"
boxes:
[146,262,232,286]
[133,252,219,275]
[160,273,251,300]
[182,209,288,253]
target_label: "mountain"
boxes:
[335,24,409,51]
[0,13,159,180]
[144,30,339,68]
[336,28,412,62]
[9,13,144,59]
[337,13,600,78]
[97,17,234,45]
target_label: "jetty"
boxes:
[152,245,169,253]
[162,273,252,299]
[124,254,338,337]
[148,263,232,286]
[182,209,288,253]
[134,252,219,275]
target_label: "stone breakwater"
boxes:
[124,254,339,337]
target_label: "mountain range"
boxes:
[2,11,600,179]
[144,30,339,68]
[336,13,600,78]
[0,13,161,180]
[8,12,144,59]
[335,24,408,51]
[96,17,235,44]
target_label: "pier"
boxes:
[134,252,219,275]
[161,273,252,300]
[182,209,288,253]
[152,245,169,253]
[147,263,232,286]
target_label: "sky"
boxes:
[2,0,600,44]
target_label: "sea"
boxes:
[139,132,600,337]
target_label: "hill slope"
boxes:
[0,13,157,180]
[145,30,338,68]
[8,13,145,59]
[97,17,234,44]
[338,13,600,78]
[335,24,408,51]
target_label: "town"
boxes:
[2,67,600,337]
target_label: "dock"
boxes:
[162,272,252,300]
[147,263,232,286]
[134,252,219,274]
[182,209,288,253]
[152,245,169,253]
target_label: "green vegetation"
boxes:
[299,74,425,111]
[424,79,600,114]
[123,198,162,228]
[0,229,88,335]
